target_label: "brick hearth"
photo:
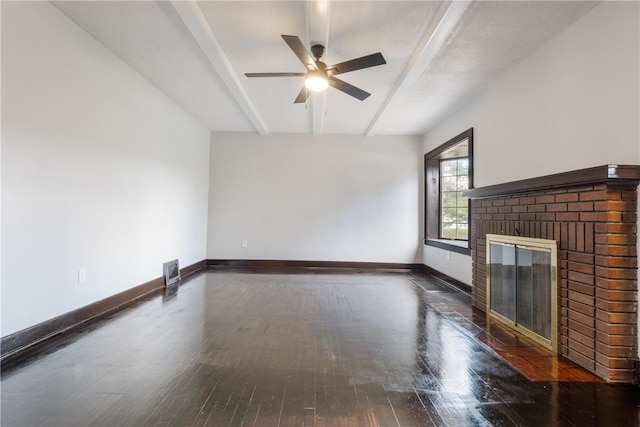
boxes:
[467,165,640,382]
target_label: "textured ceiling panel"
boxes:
[197,1,311,133]
[375,1,598,135]
[52,1,255,131]
[323,1,443,134]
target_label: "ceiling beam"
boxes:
[364,0,471,137]
[170,0,269,135]
[306,0,331,135]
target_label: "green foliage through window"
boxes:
[440,158,469,240]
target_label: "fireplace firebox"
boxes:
[487,234,558,351]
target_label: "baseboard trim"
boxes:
[207,259,422,272]
[416,264,472,294]
[1,260,207,363]
[181,260,207,279]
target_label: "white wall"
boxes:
[208,132,422,264]
[422,2,640,283]
[1,2,210,337]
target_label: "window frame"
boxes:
[424,128,473,255]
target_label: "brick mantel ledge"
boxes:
[466,164,640,199]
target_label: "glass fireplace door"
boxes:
[487,235,556,350]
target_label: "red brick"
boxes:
[568,201,594,212]
[608,201,637,211]
[569,301,595,318]
[568,271,595,286]
[596,245,637,257]
[605,223,637,234]
[595,277,638,290]
[568,290,595,306]
[608,211,624,222]
[555,212,580,222]
[593,201,608,211]
[547,203,568,212]
[595,299,637,312]
[568,309,595,327]
[581,212,609,222]
[596,320,637,335]
[569,349,597,371]
[585,223,595,253]
[519,196,536,205]
[595,311,636,324]
[568,337,595,358]
[535,213,556,221]
[595,266,638,280]
[596,365,635,382]
[568,280,595,296]
[569,328,595,347]
[527,204,545,213]
[622,191,638,202]
[596,354,636,369]
[569,319,596,338]
[594,234,638,245]
[596,341,636,357]
[536,195,556,204]
[568,252,595,264]
[596,331,637,347]
[580,190,607,201]
[556,193,580,203]
[595,288,637,302]
[607,191,623,201]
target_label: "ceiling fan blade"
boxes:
[281,35,318,71]
[328,77,371,101]
[245,72,305,78]
[328,53,386,76]
[294,87,310,104]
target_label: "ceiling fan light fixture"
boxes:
[305,72,329,92]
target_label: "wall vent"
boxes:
[163,259,180,286]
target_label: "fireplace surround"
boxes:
[466,165,640,382]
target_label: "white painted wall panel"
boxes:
[1,2,210,336]
[208,132,422,264]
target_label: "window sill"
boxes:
[424,239,471,255]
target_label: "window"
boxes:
[424,128,473,255]
[440,158,469,240]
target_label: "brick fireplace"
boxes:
[467,165,640,382]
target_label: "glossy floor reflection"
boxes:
[2,269,640,426]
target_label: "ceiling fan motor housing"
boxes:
[311,44,325,61]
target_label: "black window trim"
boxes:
[424,128,473,256]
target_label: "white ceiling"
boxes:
[52,1,597,136]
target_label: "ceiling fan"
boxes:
[245,35,386,104]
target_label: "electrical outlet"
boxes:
[78,268,87,284]
[242,239,248,248]
[446,251,451,260]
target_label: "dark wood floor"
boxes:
[2,269,640,426]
